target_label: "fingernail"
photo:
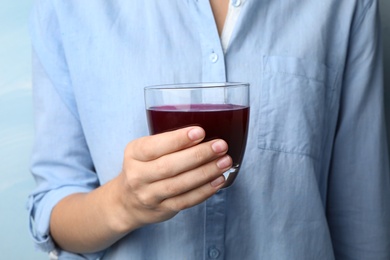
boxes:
[211,176,225,187]
[216,155,232,169]
[211,140,228,153]
[188,127,205,141]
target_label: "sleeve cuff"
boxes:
[27,186,93,253]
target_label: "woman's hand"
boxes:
[116,126,231,231]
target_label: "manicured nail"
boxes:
[211,176,225,187]
[188,127,204,141]
[216,155,232,169]
[211,140,228,153]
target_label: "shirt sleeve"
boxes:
[327,0,390,259]
[28,1,104,259]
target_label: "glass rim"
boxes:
[144,82,249,90]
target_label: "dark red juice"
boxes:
[147,104,249,183]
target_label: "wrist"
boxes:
[102,173,142,235]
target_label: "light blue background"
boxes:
[0,1,389,259]
[0,0,46,259]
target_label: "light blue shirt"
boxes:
[28,0,390,259]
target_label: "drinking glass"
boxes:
[144,82,250,188]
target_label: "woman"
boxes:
[28,0,390,259]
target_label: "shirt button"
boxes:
[208,247,220,259]
[209,52,218,63]
[232,0,241,7]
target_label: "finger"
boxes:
[159,174,227,213]
[142,139,229,182]
[150,155,232,200]
[126,126,205,161]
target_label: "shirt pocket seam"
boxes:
[263,55,333,85]
[258,55,335,158]
[264,70,326,85]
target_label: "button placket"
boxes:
[186,0,227,82]
[209,52,219,63]
[204,190,226,260]
[208,247,221,259]
[184,1,228,257]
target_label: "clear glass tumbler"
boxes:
[144,82,250,188]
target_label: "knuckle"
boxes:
[155,158,173,177]
[178,201,191,211]
[171,136,187,151]
[165,200,185,212]
[136,192,157,208]
[125,137,156,161]
[139,143,156,159]
[164,182,180,196]
[135,144,154,161]
[199,165,212,181]
[193,146,206,163]
[122,169,142,192]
